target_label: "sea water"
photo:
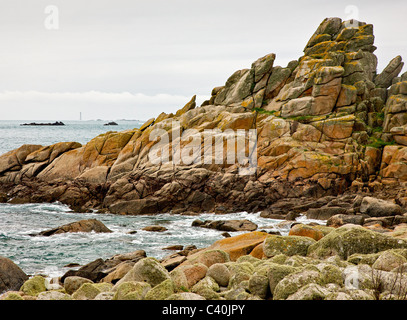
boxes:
[0,202,298,277]
[0,120,144,156]
[0,120,323,277]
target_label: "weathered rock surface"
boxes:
[0,17,405,218]
[0,256,29,294]
[308,224,407,259]
[7,222,407,300]
[192,219,258,232]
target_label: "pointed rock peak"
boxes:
[304,17,375,56]
[375,55,404,88]
[252,53,276,83]
[176,95,196,117]
[139,117,155,131]
[316,17,343,36]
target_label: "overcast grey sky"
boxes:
[0,0,406,121]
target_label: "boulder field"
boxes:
[3,224,407,300]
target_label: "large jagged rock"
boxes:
[375,56,404,88]
[0,17,406,215]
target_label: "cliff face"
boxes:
[1,17,407,214]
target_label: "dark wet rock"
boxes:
[0,256,28,293]
[20,121,65,126]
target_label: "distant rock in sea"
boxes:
[104,121,118,126]
[20,121,65,126]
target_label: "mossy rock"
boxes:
[206,263,231,287]
[93,283,113,292]
[318,263,343,286]
[227,272,251,290]
[308,225,407,260]
[267,263,299,294]
[372,250,407,271]
[72,283,103,300]
[269,254,288,264]
[20,276,47,296]
[144,279,175,300]
[222,287,259,300]
[273,269,322,300]
[347,252,382,265]
[194,288,222,300]
[286,283,330,300]
[37,291,72,300]
[63,276,93,295]
[166,292,205,300]
[113,281,151,300]
[283,255,321,268]
[263,235,317,257]
[191,276,219,294]
[116,257,170,288]
[235,255,261,265]
[313,225,336,236]
[3,292,24,300]
[226,261,255,276]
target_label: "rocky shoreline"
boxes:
[2,204,407,300]
[2,17,407,300]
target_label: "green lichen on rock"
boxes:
[347,252,382,265]
[169,268,189,292]
[273,268,322,300]
[20,276,47,296]
[113,281,151,300]
[191,276,219,294]
[317,263,343,286]
[37,291,73,300]
[372,250,407,271]
[248,273,269,299]
[166,292,205,300]
[144,279,175,300]
[286,283,329,300]
[116,257,170,288]
[194,288,222,300]
[3,292,24,300]
[267,262,299,295]
[263,235,317,257]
